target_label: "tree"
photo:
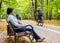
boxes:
[34,0,37,20]
[0,0,2,19]
[49,0,53,20]
[0,0,60,20]
[46,0,49,20]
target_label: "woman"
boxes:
[7,7,45,42]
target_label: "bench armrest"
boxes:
[21,25,33,30]
[14,25,33,33]
[14,25,33,30]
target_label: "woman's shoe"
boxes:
[36,38,45,42]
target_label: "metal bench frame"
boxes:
[7,21,34,43]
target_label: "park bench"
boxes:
[7,21,34,43]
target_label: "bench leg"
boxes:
[14,36,16,43]
[27,34,34,43]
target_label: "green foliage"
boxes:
[43,0,60,20]
[0,0,60,20]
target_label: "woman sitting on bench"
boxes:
[7,7,45,42]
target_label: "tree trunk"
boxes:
[41,0,44,11]
[0,0,2,19]
[49,8,52,20]
[46,0,49,20]
[0,0,2,11]
[49,0,53,20]
[34,0,37,20]
[56,5,58,20]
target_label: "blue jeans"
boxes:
[15,27,41,40]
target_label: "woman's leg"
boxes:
[16,27,41,40]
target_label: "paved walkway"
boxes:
[0,20,60,43]
[0,31,7,43]
[22,21,60,43]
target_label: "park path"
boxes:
[22,20,60,43]
[0,31,7,43]
[0,20,60,43]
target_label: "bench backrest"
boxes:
[7,21,14,36]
